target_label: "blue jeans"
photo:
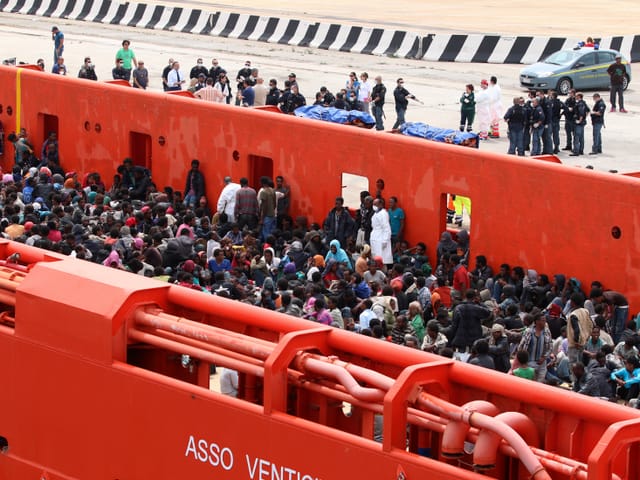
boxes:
[531,125,543,155]
[183,193,197,208]
[573,124,585,154]
[393,105,407,129]
[610,84,624,109]
[507,128,524,155]
[261,215,275,241]
[592,122,603,153]
[373,104,385,131]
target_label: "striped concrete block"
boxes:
[2,0,639,63]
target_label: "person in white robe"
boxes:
[370,198,393,265]
[216,176,241,222]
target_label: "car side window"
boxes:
[597,52,615,64]
[579,53,597,67]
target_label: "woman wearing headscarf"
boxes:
[103,250,123,269]
[325,239,351,269]
[306,254,325,282]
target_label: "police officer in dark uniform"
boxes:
[282,84,305,114]
[278,80,292,113]
[523,91,535,151]
[392,78,415,129]
[562,89,577,151]
[371,76,387,131]
[548,90,563,154]
[570,92,590,156]
[189,58,208,79]
[235,60,252,106]
[539,92,553,155]
[208,59,226,84]
[504,97,526,156]
[589,93,606,154]
[320,86,335,106]
[530,97,545,156]
[266,79,281,106]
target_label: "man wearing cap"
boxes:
[288,73,298,88]
[217,176,241,223]
[51,26,64,63]
[607,54,628,113]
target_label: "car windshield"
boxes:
[543,50,581,65]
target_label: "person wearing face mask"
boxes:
[78,57,97,81]
[370,197,393,266]
[190,58,208,79]
[235,60,253,106]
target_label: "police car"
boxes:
[519,47,631,95]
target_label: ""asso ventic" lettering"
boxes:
[185,435,321,480]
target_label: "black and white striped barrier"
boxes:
[1,0,638,63]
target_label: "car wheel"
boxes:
[623,75,630,91]
[557,78,572,95]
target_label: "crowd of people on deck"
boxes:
[2,30,637,407]
[2,124,640,407]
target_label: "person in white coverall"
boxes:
[488,75,503,138]
[475,79,491,140]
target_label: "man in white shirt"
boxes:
[167,61,186,91]
[216,176,241,222]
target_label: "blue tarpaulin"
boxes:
[294,105,375,128]
[398,122,479,148]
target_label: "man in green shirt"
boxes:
[115,39,137,82]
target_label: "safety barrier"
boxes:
[2,0,639,62]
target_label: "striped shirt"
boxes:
[195,85,224,103]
